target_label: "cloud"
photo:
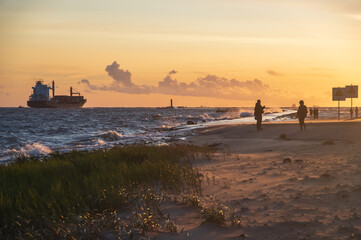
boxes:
[105,61,133,87]
[79,61,274,100]
[267,70,284,77]
[79,79,98,89]
[267,68,334,78]
[84,89,93,94]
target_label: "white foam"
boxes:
[96,139,106,145]
[181,109,297,130]
[240,112,253,118]
[100,130,123,141]
[18,143,52,157]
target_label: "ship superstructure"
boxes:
[27,80,86,108]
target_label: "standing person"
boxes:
[296,100,308,130]
[356,107,359,118]
[254,99,265,130]
[309,108,313,116]
[350,108,354,119]
[313,108,318,119]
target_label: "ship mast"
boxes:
[70,87,80,96]
[52,81,55,97]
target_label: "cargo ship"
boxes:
[27,80,87,108]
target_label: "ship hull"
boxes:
[27,100,86,108]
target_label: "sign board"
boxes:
[345,85,358,98]
[332,87,346,101]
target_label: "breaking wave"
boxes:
[100,130,123,141]
[9,143,53,158]
[240,112,253,118]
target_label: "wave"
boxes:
[45,126,69,134]
[100,130,123,141]
[8,143,52,158]
[95,138,106,145]
[264,107,283,114]
[240,112,253,118]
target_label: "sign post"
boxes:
[332,85,358,120]
[345,85,358,120]
[332,87,346,121]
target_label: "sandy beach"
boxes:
[152,120,361,240]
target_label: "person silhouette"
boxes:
[313,108,316,119]
[314,108,319,119]
[254,99,265,130]
[356,107,359,118]
[296,100,307,130]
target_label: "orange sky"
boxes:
[0,0,361,107]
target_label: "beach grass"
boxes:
[0,144,211,239]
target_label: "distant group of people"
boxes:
[254,100,310,131]
[254,100,361,131]
[309,108,319,119]
[350,107,359,119]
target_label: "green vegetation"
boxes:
[0,144,210,239]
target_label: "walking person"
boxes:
[296,100,308,130]
[254,99,265,130]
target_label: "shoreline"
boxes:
[2,120,361,239]
[1,106,357,162]
[2,117,359,163]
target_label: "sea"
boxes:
[0,107,354,162]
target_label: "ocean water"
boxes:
[0,107,353,162]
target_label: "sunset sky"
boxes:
[0,0,360,107]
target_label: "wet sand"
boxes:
[153,119,361,240]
